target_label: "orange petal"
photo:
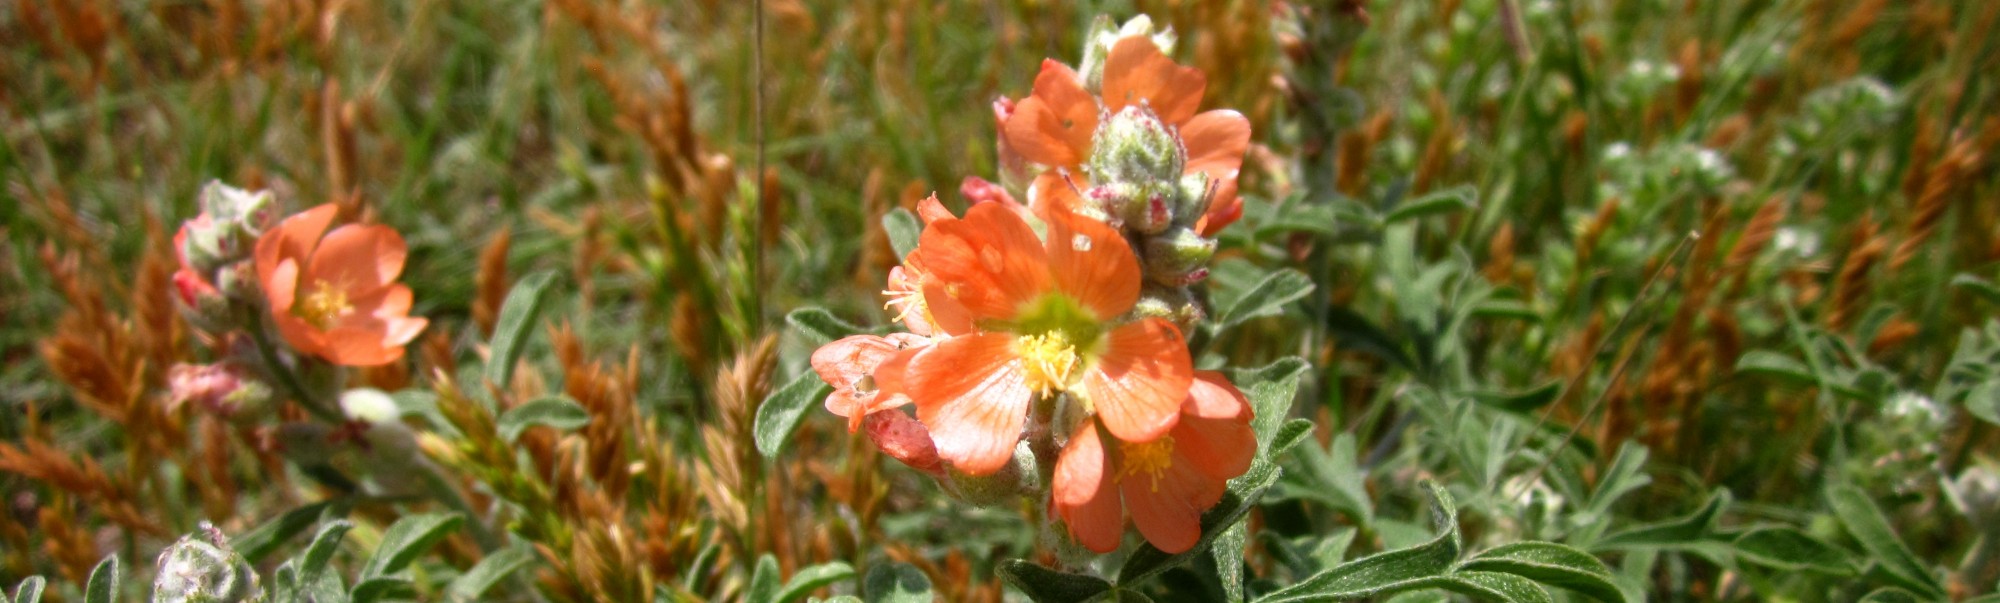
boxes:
[915,193,955,226]
[270,309,326,360]
[307,224,407,297]
[1198,178,1242,238]
[1123,460,1220,554]
[1084,319,1191,443]
[905,333,1031,475]
[1043,204,1140,321]
[1174,372,1256,481]
[255,204,338,293]
[1182,110,1250,182]
[1053,421,1125,553]
[811,335,909,391]
[914,203,1052,321]
[1027,171,1091,217]
[266,258,302,314]
[1002,60,1099,168]
[1101,37,1206,125]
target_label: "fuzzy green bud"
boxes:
[179,182,275,273]
[152,522,260,603]
[1131,285,1204,328]
[1078,15,1177,92]
[1093,181,1176,235]
[1174,171,1214,227]
[1087,106,1184,185]
[942,441,1034,507]
[1142,227,1216,285]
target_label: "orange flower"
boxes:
[253,204,428,366]
[1002,36,1252,236]
[1053,371,1256,553]
[814,333,929,432]
[876,201,1193,475]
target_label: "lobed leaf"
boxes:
[1253,481,1461,602]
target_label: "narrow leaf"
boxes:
[1594,490,1729,552]
[1458,542,1623,602]
[1218,269,1316,327]
[1965,380,2000,426]
[83,556,118,603]
[754,370,833,458]
[1322,307,1416,372]
[1466,381,1563,414]
[1827,485,1944,598]
[1857,588,1926,603]
[447,543,537,602]
[1953,273,2000,305]
[1383,185,1477,224]
[1270,419,1316,459]
[863,562,934,603]
[496,396,591,442]
[776,561,856,603]
[883,208,922,259]
[487,270,558,386]
[360,512,464,580]
[1436,571,1554,603]
[350,576,413,603]
[233,500,343,563]
[998,560,1111,603]
[1212,522,1250,602]
[12,576,45,603]
[747,555,781,603]
[1255,481,1461,603]
[300,520,355,581]
[787,307,870,345]
[1730,527,1853,575]
[1733,351,1816,385]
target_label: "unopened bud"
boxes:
[959,176,1019,209]
[1142,227,1217,285]
[215,261,261,303]
[173,269,232,332]
[1132,286,1205,328]
[1078,15,1177,92]
[943,441,1033,507]
[1175,171,1214,227]
[1088,106,1184,185]
[168,363,270,420]
[864,410,944,476]
[339,388,400,425]
[153,522,260,603]
[197,180,276,232]
[178,182,276,274]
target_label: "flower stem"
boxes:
[245,309,341,423]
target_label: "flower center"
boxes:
[296,279,353,329]
[1120,436,1176,492]
[1016,332,1081,396]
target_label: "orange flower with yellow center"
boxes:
[1002,36,1252,236]
[254,204,428,366]
[870,201,1193,475]
[1053,371,1256,553]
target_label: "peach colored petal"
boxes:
[1053,421,1125,553]
[915,193,955,226]
[1198,178,1242,238]
[320,323,405,366]
[255,204,338,291]
[1084,318,1191,443]
[1182,110,1251,182]
[306,224,406,297]
[1043,204,1140,321]
[906,333,1031,475]
[1123,460,1217,554]
[1002,60,1099,168]
[811,335,910,392]
[266,259,302,314]
[270,309,327,360]
[1101,37,1206,126]
[914,203,1053,321]
[1174,372,1256,481]
[1027,171,1090,217]
[379,316,429,348]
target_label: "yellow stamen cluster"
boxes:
[296,279,353,329]
[1120,436,1175,492]
[1016,332,1082,396]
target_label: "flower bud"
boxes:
[1142,227,1217,285]
[1078,15,1177,92]
[340,388,401,425]
[1175,171,1214,227]
[168,363,271,420]
[943,441,1033,507]
[1094,182,1176,235]
[173,269,232,332]
[959,176,1019,209]
[1087,106,1184,185]
[197,180,276,233]
[1131,286,1205,328]
[864,410,944,477]
[178,182,276,274]
[153,522,260,603]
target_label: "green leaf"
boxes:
[1593,490,1729,552]
[1254,482,1462,602]
[747,554,781,603]
[1953,273,2000,305]
[1271,432,1372,525]
[360,512,464,581]
[1466,381,1562,414]
[753,370,834,458]
[1213,522,1250,602]
[300,520,355,582]
[1733,351,1816,385]
[305,566,349,603]
[233,500,344,563]
[1270,419,1317,459]
[1322,306,1416,372]
[12,576,45,603]
[775,561,856,603]
[883,208,922,259]
[863,562,934,603]
[1857,587,1927,603]
[1827,485,1944,598]
[82,555,118,603]
[1965,380,2000,426]
[1232,357,1308,454]
[350,576,413,603]
[1383,185,1477,224]
[787,307,871,345]
[1433,571,1554,603]
[998,560,1111,603]
[496,395,591,442]
[1457,542,1623,602]
[1218,269,1316,327]
[487,270,559,386]
[1730,527,1853,575]
[1117,459,1285,586]
[447,543,537,602]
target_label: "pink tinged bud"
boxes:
[959,176,1020,208]
[864,410,944,476]
[168,363,263,417]
[173,269,232,332]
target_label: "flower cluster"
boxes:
[811,19,1256,556]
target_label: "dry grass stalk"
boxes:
[1412,91,1458,194]
[1890,136,1985,271]
[1336,110,1393,195]
[699,334,778,563]
[1484,221,1517,285]
[1574,196,1621,273]
[1869,317,1921,356]
[473,226,514,338]
[1827,230,1887,332]
[1673,39,1704,121]
[0,439,161,537]
[1723,195,1787,296]
[855,167,896,289]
